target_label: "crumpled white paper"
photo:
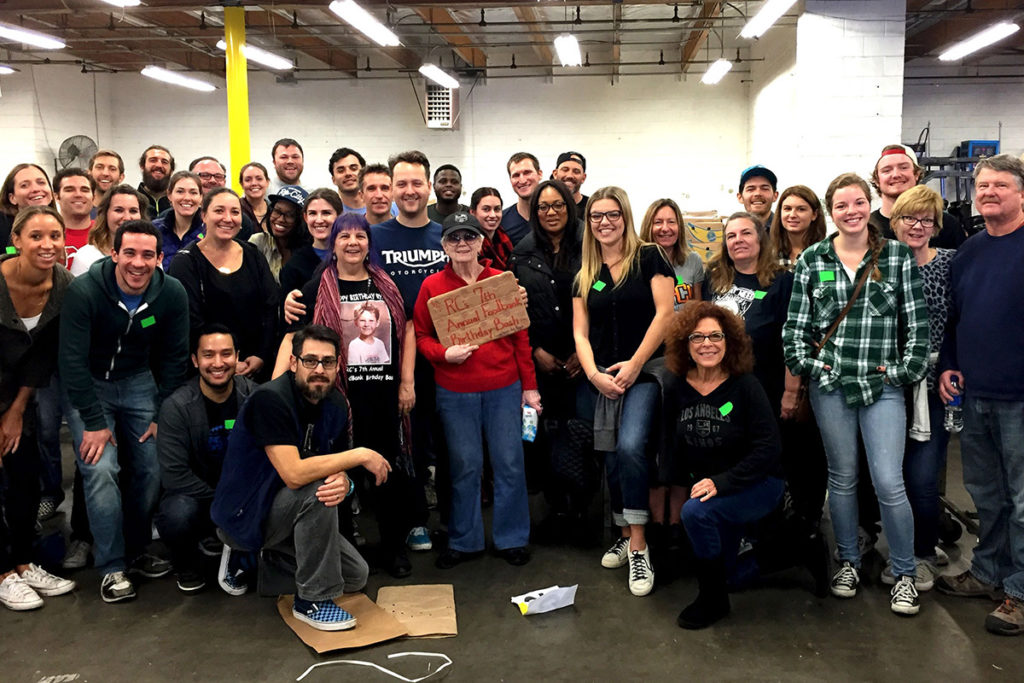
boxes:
[510,584,578,615]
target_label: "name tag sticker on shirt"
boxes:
[592,280,607,292]
[5,246,16,254]
[140,316,156,328]
[224,419,235,430]
[819,271,836,282]
[197,233,205,240]
[719,402,734,417]
[676,274,686,286]
[753,290,766,300]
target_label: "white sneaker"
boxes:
[601,537,630,569]
[62,540,91,570]
[628,547,654,597]
[881,560,938,592]
[20,563,75,597]
[0,573,43,611]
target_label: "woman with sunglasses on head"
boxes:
[169,188,278,380]
[414,212,540,570]
[783,172,928,617]
[574,186,674,596]
[274,213,417,578]
[250,185,309,284]
[153,171,204,270]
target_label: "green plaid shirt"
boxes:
[783,236,929,407]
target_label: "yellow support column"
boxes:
[223,6,250,195]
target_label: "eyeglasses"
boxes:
[538,201,567,213]
[197,172,227,183]
[297,355,338,370]
[897,216,936,228]
[589,210,623,224]
[269,206,296,220]
[688,332,726,344]
[444,231,481,244]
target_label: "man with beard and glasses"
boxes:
[155,325,255,595]
[138,145,174,219]
[213,325,390,631]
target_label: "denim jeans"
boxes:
[810,382,915,577]
[155,493,213,574]
[65,371,161,576]
[960,397,1024,601]
[903,391,950,560]
[262,480,368,602]
[584,380,657,527]
[436,381,530,552]
[681,476,785,562]
[35,374,68,503]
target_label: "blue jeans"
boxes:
[65,372,161,576]
[155,493,213,574]
[36,374,67,503]
[960,397,1024,601]
[904,391,950,560]
[436,381,530,552]
[810,382,915,577]
[681,476,785,562]
[584,380,657,527]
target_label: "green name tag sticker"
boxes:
[753,290,766,300]
[140,316,156,328]
[719,402,734,417]
[676,274,686,286]
[197,233,205,240]
[224,419,235,430]
[5,246,16,255]
[592,280,607,292]
[819,270,836,282]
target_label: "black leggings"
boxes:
[0,421,41,572]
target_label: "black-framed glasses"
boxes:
[589,210,623,224]
[197,172,227,183]
[444,231,481,244]
[538,201,567,213]
[897,216,936,228]
[688,332,726,344]
[269,206,296,220]
[297,355,338,370]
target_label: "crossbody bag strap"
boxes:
[813,253,876,358]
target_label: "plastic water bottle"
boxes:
[944,377,964,433]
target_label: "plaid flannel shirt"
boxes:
[782,236,929,407]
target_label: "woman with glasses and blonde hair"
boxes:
[573,186,674,596]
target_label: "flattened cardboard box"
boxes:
[427,271,529,348]
[277,593,408,653]
[376,584,457,638]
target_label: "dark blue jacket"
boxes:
[211,372,350,552]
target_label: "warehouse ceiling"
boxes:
[0,1,1021,83]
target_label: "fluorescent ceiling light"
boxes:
[99,0,142,7]
[939,22,1020,61]
[0,64,17,75]
[0,23,66,50]
[216,40,293,71]
[739,0,798,39]
[554,34,582,67]
[328,0,401,47]
[419,63,459,89]
[141,66,216,92]
[701,58,733,85]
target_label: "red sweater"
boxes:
[414,263,538,393]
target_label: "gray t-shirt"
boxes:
[672,251,706,310]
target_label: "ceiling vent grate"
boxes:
[425,83,458,129]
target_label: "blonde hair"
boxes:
[890,185,944,235]
[576,186,644,307]
[639,198,691,266]
[707,212,782,294]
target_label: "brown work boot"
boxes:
[985,597,1024,636]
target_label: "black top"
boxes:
[509,229,582,360]
[703,270,794,414]
[501,205,531,246]
[168,241,279,366]
[579,244,673,368]
[200,391,238,487]
[576,195,589,219]
[279,245,328,294]
[247,373,325,455]
[667,373,782,495]
[873,209,966,249]
[0,212,13,248]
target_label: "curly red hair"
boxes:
[665,301,754,377]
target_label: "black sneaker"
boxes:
[499,547,531,567]
[175,570,206,593]
[435,549,482,570]
[101,571,136,603]
[389,549,412,579]
[198,537,223,557]
[129,553,172,579]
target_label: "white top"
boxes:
[20,313,41,331]
[70,244,107,277]
[348,336,389,366]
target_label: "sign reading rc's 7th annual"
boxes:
[427,271,530,348]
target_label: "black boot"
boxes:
[647,522,668,582]
[677,557,730,629]
[800,527,831,598]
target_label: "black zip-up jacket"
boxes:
[509,227,582,359]
[0,256,73,415]
[59,257,189,431]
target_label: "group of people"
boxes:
[0,139,1021,640]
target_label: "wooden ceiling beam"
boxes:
[512,6,553,70]
[905,1,1022,60]
[244,9,358,77]
[412,7,486,68]
[681,1,721,73]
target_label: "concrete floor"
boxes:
[3,437,1016,683]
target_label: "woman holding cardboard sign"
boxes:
[572,186,674,597]
[414,211,540,570]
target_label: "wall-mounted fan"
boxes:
[56,135,98,171]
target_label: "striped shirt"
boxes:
[782,236,929,407]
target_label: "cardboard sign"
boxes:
[427,270,530,347]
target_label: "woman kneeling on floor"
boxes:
[663,301,784,629]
